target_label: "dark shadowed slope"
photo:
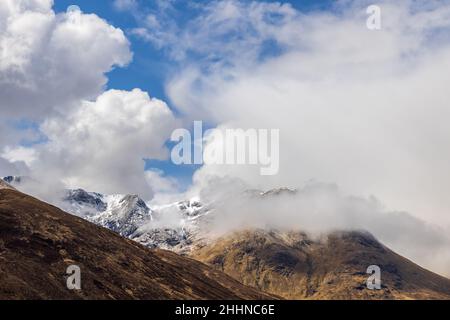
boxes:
[0,189,273,300]
[192,230,450,300]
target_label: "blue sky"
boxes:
[52,0,336,102]
[54,0,170,101]
[45,0,334,189]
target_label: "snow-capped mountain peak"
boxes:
[63,189,153,237]
[64,189,107,215]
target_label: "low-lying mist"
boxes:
[189,177,450,277]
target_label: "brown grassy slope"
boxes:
[0,189,274,300]
[192,229,450,300]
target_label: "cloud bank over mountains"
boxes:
[156,0,450,228]
[192,179,450,277]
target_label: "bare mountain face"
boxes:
[0,188,273,300]
[191,229,450,300]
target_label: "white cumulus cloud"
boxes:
[18,89,179,199]
[0,0,132,120]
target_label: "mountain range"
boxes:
[2,176,450,299]
[0,181,272,299]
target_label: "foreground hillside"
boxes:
[192,230,450,300]
[0,187,272,300]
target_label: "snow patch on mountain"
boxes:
[63,190,154,238]
[63,189,107,217]
[131,198,211,253]
[61,187,211,253]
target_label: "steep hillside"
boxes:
[0,180,15,190]
[192,229,450,300]
[0,188,273,300]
